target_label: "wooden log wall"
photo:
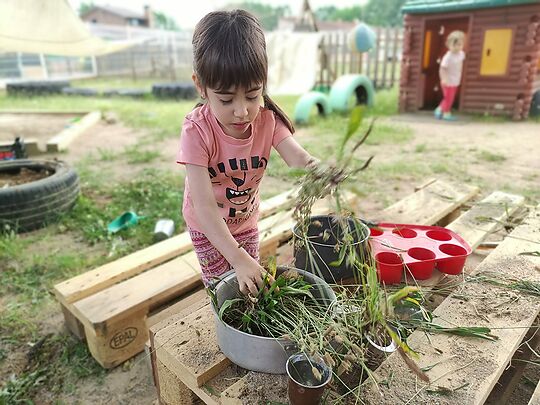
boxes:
[461,4,540,120]
[316,26,403,91]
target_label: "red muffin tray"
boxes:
[368,223,472,284]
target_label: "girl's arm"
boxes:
[185,164,271,295]
[275,137,317,168]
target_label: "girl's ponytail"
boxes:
[263,94,295,134]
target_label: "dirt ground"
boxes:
[4,112,540,404]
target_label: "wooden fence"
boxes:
[317,26,403,90]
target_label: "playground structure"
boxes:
[399,0,540,120]
[292,17,404,124]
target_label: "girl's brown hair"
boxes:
[192,10,294,133]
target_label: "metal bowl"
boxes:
[211,266,336,374]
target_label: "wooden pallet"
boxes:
[362,203,540,405]
[53,189,299,368]
[151,180,515,404]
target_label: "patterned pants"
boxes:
[188,227,260,286]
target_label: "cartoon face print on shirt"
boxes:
[208,155,268,220]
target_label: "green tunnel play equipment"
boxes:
[293,91,332,124]
[329,74,375,112]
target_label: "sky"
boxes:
[69,0,367,29]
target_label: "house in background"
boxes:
[81,5,154,28]
[399,0,540,120]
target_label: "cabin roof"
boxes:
[402,0,539,14]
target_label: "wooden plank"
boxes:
[147,288,208,329]
[73,251,202,329]
[220,372,289,404]
[54,190,296,305]
[157,359,200,405]
[54,232,193,305]
[84,307,148,369]
[377,180,479,225]
[415,191,525,288]
[491,327,540,403]
[446,191,524,251]
[381,26,390,88]
[258,187,297,217]
[373,27,381,88]
[363,204,540,405]
[529,381,540,405]
[46,111,101,152]
[155,304,231,389]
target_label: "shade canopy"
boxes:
[0,0,139,56]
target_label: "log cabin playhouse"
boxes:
[399,0,540,120]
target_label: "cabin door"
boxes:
[421,17,469,110]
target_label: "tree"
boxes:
[153,11,180,31]
[362,0,406,26]
[224,2,291,31]
[78,1,94,16]
[315,0,406,27]
[315,6,363,22]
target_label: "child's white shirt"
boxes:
[441,50,465,86]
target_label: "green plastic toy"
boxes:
[107,211,144,233]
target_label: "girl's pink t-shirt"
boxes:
[176,103,292,234]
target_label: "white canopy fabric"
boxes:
[0,0,139,56]
[266,32,323,95]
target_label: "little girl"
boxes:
[177,10,317,295]
[435,30,466,121]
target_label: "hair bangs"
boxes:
[199,40,266,92]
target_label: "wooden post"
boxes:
[168,34,176,81]
[381,26,390,88]
[39,54,48,79]
[373,27,381,88]
[318,36,325,89]
[390,27,400,88]
[365,42,372,82]
[333,32,339,83]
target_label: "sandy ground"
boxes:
[3,112,539,404]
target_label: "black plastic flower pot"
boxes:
[293,215,371,283]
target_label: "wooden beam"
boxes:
[378,179,479,226]
[54,232,194,305]
[155,304,231,390]
[46,111,101,152]
[529,381,540,405]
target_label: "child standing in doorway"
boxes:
[435,30,466,121]
[177,10,318,295]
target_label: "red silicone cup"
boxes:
[370,228,384,237]
[392,228,417,238]
[375,252,403,284]
[437,244,468,275]
[406,247,436,280]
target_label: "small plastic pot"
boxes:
[286,353,332,405]
[375,252,403,284]
[437,244,468,275]
[406,247,436,280]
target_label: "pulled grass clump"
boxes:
[217,269,326,338]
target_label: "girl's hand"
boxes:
[234,255,275,295]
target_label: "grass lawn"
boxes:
[1,78,539,403]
